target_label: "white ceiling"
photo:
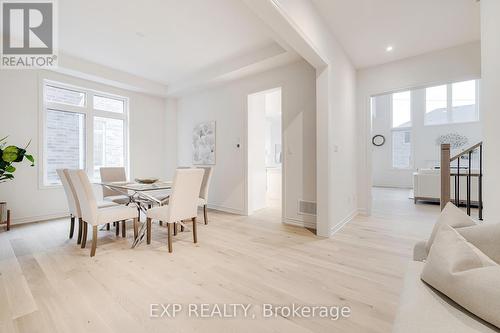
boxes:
[311,0,481,69]
[59,0,274,84]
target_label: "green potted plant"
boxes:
[0,136,35,229]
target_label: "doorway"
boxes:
[246,87,282,217]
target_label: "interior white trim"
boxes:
[330,209,359,236]
[11,212,68,225]
[206,204,246,216]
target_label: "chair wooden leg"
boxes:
[174,223,178,236]
[81,222,88,248]
[180,223,184,232]
[6,210,10,231]
[159,221,163,226]
[121,220,126,238]
[90,226,98,257]
[133,218,138,240]
[77,218,83,244]
[203,205,208,225]
[115,221,120,236]
[192,217,197,244]
[167,223,173,253]
[106,223,110,230]
[69,216,75,238]
[146,218,152,244]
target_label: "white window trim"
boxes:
[38,78,129,189]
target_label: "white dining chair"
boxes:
[197,166,213,225]
[68,169,138,257]
[57,169,79,239]
[146,168,204,253]
[57,169,118,243]
[100,167,130,205]
[159,166,213,225]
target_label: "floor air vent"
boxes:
[298,200,317,216]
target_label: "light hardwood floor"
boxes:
[0,188,441,333]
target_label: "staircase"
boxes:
[440,142,483,220]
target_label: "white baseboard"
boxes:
[330,209,359,236]
[206,204,245,215]
[12,212,69,225]
[357,208,369,216]
[283,216,316,229]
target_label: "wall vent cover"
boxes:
[298,200,317,216]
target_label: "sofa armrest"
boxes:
[413,240,428,261]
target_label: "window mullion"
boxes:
[87,92,94,180]
[45,102,86,114]
[447,84,453,123]
[93,109,126,120]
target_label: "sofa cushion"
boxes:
[393,261,498,333]
[458,223,500,264]
[421,225,500,329]
[425,202,476,253]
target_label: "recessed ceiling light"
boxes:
[386,46,394,52]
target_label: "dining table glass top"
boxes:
[98,181,172,192]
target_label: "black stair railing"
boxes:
[440,142,483,220]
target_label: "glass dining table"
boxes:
[98,180,172,248]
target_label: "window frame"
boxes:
[39,78,129,189]
[424,80,480,126]
[390,90,413,169]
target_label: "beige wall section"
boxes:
[356,41,482,214]
[176,60,316,227]
[480,0,500,223]
[0,70,173,224]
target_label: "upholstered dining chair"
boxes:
[146,168,204,253]
[68,169,138,257]
[99,167,130,205]
[159,166,213,225]
[57,169,117,243]
[197,166,213,225]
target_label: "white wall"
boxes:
[480,0,500,222]
[271,0,358,236]
[0,70,175,224]
[357,42,482,213]
[176,60,316,227]
[247,91,268,213]
[372,89,482,188]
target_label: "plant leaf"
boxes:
[25,154,35,165]
[2,146,19,163]
[5,165,15,173]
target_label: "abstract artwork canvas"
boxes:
[192,121,216,165]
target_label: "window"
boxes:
[93,117,125,176]
[425,80,479,125]
[44,110,85,185]
[392,91,411,128]
[391,91,412,168]
[42,80,128,186]
[392,130,411,169]
[452,80,477,123]
[425,85,447,125]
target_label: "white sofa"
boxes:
[393,260,499,333]
[413,168,479,204]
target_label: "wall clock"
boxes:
[372,134,385,147]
